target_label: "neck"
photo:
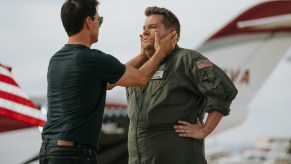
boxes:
[145,49,156,59]
[67,31,92,48]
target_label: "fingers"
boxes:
[175,128,189,135]
[174,125,192,138]
[139,34,143,42]
[170,30,177,39]
[154,31,160,43]
[164,30,177,41]
[174,122,191,134]
[173,120,192,137]
[168,30,178,47]
[172,33,178,44]
[177,120,192,126]
[179,133,191,137]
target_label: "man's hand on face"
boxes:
[154,30,178,58]
[139,34,146,57]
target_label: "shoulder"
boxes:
[76,49,120,62]
[79,49,107,58]
[173,47,211,69]
[174,47,205,61]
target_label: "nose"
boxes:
[142,27,150,36]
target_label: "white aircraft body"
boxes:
[1,0,291,163]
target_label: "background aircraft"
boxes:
[1,0,291,163]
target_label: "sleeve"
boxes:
[77,50,126,84]
[188,56,238,116]
[100,54,126,84]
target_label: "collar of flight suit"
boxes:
[160,44,180,65]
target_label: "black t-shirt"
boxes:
[42,44,125,147]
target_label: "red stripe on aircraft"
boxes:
[207,0,291,42]
[105,103,127,109]
[0,116,33,132]
[0,63,12,72]
[0,107,45,127]
[0,91,37,109]
[0,74,19,87]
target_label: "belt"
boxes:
[42,138,97,150]
[57,140,74,146]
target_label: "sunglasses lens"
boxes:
[99,17,103,26]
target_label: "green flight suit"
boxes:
[126,46,238,164]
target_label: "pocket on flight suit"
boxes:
[150,78,170,97]
[147,77,170,109]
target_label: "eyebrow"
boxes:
[143,23,158,28]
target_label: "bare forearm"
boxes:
[136,50,165,85]
[202,111,223,136]
[126,53,148,69]
[108,31,176,88]
[107,51,163,89]
[107,53,148,90]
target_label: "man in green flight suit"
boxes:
[126,6,238,164]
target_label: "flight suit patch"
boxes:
[151,70,164,80]
[196,59,213,69]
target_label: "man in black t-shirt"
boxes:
[39,0,177,163]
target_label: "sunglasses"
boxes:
[98,16,103,26]
[93,16,103,26]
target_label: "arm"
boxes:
[126,53,148,69]
[107,31,177,90]
[126,35,148,69]
[106,53,148,90]
[174,111,223,139]
[107,47,147,90]
[174,56,238,139]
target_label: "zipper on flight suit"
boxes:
[135,85,148,164]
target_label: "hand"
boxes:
[174,118,207,139]
[154,30,177,58]
[139,35,146,57]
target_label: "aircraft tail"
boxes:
[196,0,291,133]
[0,63,46,132]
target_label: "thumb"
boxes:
[155,31,160,43]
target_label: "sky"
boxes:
[1,0,291,162]
[1,0,268,96]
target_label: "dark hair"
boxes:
[145,6,180,41]
[61,0,99,36]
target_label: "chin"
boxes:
[143,43,154,50]
[93,38,98,44]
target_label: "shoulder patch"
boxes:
[196,59,213,69]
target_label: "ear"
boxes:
[84,16,93,29]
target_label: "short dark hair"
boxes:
[61,0,99,36]
[145,6,180,41]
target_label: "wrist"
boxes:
[154,49,166,59]
[139,51,147,59]
[201,125,211,138]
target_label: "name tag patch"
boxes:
[151,70,164,80]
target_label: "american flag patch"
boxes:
[196,59,213,69]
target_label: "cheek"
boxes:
[159,31,169,39]
[146,28,159,35]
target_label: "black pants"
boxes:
[39,138,97,164]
